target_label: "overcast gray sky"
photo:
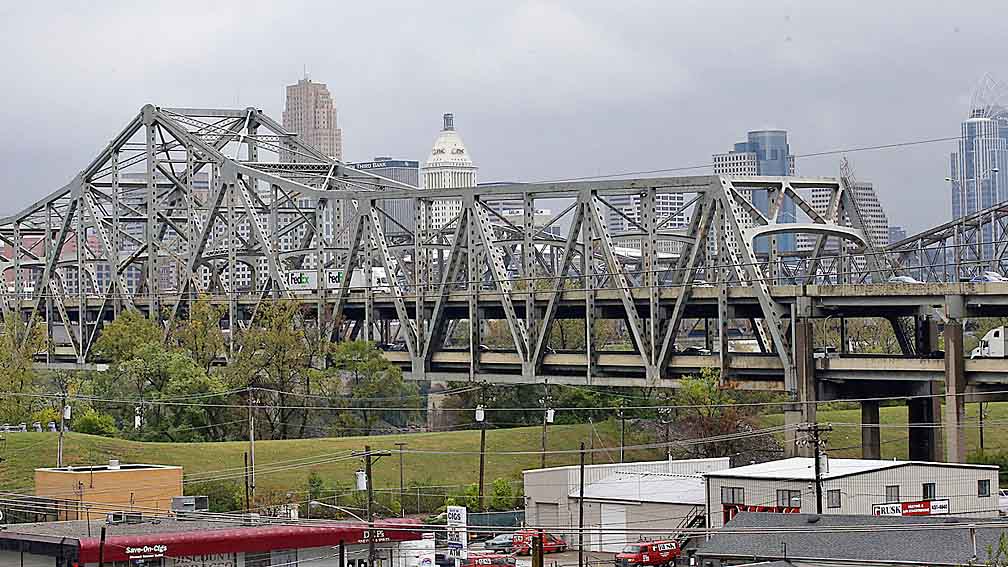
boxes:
[1,1,1006,233]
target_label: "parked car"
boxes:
[999,489,1008,515]
[462,553,517,567]
[483,533,515,553]
[509,530,566,555]
[615,540,682,567]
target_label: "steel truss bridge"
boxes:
[3,105,1008,462]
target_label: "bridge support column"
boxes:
[427,381,451,431]
[784,318,816,458]
[943,318,966,463]
[908,389,940,461]
[861,400,881,459]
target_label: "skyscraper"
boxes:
[713,130,797,253]
[282,78,343,161]
[422,113,477,229]
[949,74,1008,258]
[799,179,890,252]
[347,157,420,236]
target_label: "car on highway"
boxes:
[971,271,1008,283]
[509,530,567,555]
[483,533,516,553]
[887,275,923,284]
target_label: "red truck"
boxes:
[614,540,681,567]
[510,529,567,555]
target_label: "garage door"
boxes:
[600,504,626,552]
[538,502,559,528]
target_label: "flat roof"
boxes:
[570,472,706,505]
[36,463,181,473]
[704,457,996,481]
[697,512,1008,566]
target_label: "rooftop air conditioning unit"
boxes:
[172,496,210,520]
[107,511,126,525]
[124,512,144,524]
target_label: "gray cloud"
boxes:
[1,0,1006,233]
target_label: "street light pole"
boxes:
[476,404,487,512]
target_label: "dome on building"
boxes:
[424,113,476,169]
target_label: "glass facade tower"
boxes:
[713,130,797,253]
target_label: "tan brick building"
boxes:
[34,461,183,521]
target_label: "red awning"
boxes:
[78,520,423,563]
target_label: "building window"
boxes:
[827,489,841,509]
[776,489,802,508]
[885,485,900,503]
[979,479,991,498]
[923,482,937,500]
[721,486,744,504]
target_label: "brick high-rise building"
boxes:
[282,78,343,161]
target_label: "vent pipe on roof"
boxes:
[109,459,120,470]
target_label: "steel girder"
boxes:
[0,106,886,384]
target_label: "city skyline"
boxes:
[2,2,1008,235]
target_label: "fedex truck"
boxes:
[285,268,390,293]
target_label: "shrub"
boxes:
[71,409,117,436]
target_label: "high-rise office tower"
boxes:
[800,180,890,252]
[422,113,477,229]
[713,130,797,253]
[950,75,1008,258]
[888,225,907,244]
[282,78,343,161]
[347,157,420,236]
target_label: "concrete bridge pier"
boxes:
[861,400,881,459]
[943,309,966,463]
[784,317,816,458]
[908,390,940,461]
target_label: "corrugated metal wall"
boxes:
[707,463,999,529]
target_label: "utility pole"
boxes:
[539,382,553,469]
[797,422,832,514]
[354,445,391,567]
[366,445,375,567]
[394,442,407,517]
[248,390,256,505]
[658,405,673,458]
[58,393,67,468]
[975,401,983,449]
[618,403,625,463]
[578,442,585,567]
[243,452,250,511]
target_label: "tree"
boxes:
[93,309,162,362]
[328,340,421,436]
[173,297,226,373]
[489,478,519,510]
[72,408,117,436]
[231,300,316,439]
[185,480,244,512]
[0,314,47,423]
[670,368,779,463]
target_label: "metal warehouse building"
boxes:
[524,457,729,549]
[704,457,999,529]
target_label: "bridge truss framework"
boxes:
[3,105,1008,463]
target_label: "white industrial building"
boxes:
[705,457,999,529]
[523,457,730,550]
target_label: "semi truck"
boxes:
[284,267,391,293]
[971,326,1007,358]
